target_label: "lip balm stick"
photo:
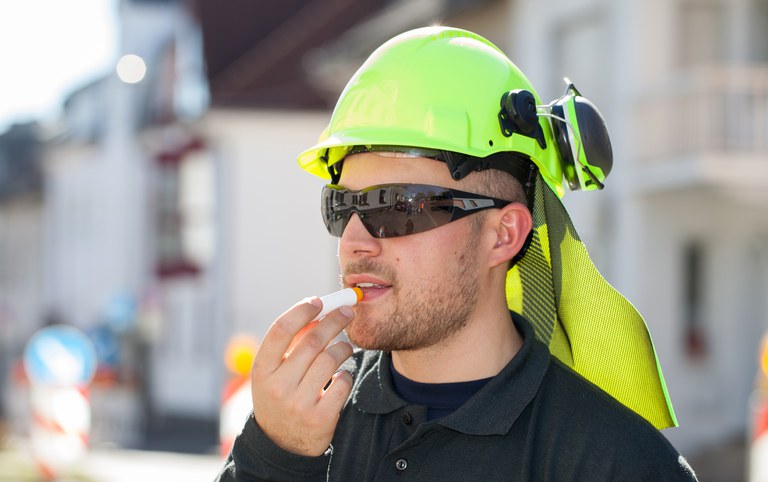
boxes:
[317,287,364,319]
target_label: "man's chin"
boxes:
[345,331,378,351]
[346,328,395,352]
[346,331,419,353]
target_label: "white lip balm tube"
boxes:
[316,287,364,319]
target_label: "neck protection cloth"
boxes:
[506,174,677,429]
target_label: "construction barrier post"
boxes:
[220,334,259,457]
[749,333,768,482]
[23,325,97,480]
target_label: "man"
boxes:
[216,27,697,480]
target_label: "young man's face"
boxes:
[337,152,486,352]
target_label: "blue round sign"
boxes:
[24,325,97,386]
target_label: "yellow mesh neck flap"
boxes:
[506,175,677,429]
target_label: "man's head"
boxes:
[334,151,532,351]
[297,27,589,350]
[298,26,550,350]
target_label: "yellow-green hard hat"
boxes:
[298,26,565,196]
[299,26,676,429]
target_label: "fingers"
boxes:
[299,340,353,395]
[253,299,354,387]
[318,369,353,412]
[248,299,356,457]
[286,320,319,355]
[281,307,354,377]
[253,298,323,374]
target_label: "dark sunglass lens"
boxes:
[322,184,460,238]
[365,211,422,238]
[402,185,453,232]
[322,187,345,237]
[324,211,343,236]
[359,186,453,238]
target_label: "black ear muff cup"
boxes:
[551,94,613,191]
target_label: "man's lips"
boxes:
[345,275,392,301]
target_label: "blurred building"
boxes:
[1,0,766,469]
[0,122,46,426]
[3,0,345,451]
[7,0,219,448]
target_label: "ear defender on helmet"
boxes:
[549,80,613,191]
[499,79,613,192]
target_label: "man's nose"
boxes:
[338,213,382,258]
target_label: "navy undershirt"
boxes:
[389,360,492,421]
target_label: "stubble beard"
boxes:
[343,239,481,352]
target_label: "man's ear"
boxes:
[487,203,533,269]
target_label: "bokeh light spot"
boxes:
[116,54,146,83]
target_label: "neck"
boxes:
[391,282,522,383]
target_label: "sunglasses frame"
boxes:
[321,183,512,239]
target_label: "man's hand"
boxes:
[250,297,354,457]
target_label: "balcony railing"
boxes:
[636,65,768,161]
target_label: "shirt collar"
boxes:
[351,312,550,435]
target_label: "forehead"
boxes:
[338,152,462,190]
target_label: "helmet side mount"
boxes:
[498,89,547,149]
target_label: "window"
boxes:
[154,138,215,278]
[683,241,708,360]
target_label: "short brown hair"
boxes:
[460,168,529,234]
[463,168,528,206]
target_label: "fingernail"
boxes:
[309,297,322,308]
[339,306,354,319]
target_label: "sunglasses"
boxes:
[321,183,512,238]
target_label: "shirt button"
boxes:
[395,459,408,471]
[402,412,412,425]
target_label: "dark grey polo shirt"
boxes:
[216,313,697,481]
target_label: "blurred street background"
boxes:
[1,0,767,480]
